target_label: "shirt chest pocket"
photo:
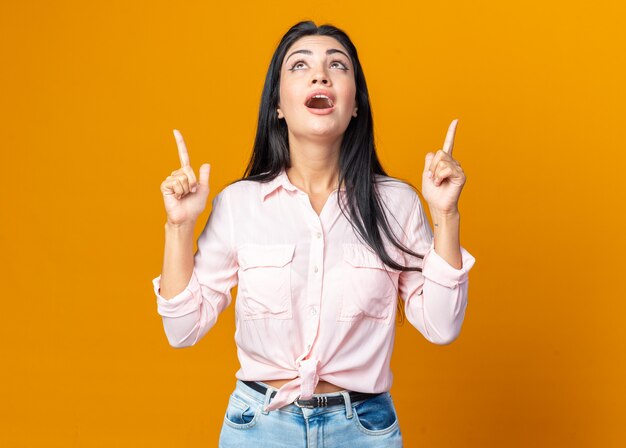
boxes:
[237,243,296,320]
[340,243,401,325]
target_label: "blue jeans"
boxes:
[218,380,403,447]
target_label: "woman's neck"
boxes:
[286,136,342,195]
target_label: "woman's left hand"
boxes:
[421,119,466,214]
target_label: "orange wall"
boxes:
[1,1,624,446]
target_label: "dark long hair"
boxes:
[231,21,425,322]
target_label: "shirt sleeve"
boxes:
[397,191,476,345]
[151,187,239,348]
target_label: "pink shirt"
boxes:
[152,168,476,411]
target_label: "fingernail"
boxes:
[191,187,197,193]
[427,170,432,178]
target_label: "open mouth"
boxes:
[305,95,335,109]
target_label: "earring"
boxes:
[277,109,283,119]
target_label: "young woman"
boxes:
[153,20,476,447]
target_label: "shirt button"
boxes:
[314,266,319,273]
[309,307,317,316]
[307,344,312,350]
[316,232,322,239]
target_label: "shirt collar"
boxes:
[259,168,345,201]
[259,169,298,201]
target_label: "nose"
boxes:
[311,70,330,85]
[312,77,329,85]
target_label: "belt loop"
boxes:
[261,383,273,415]
[340,391,353,419]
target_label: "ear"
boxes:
[277,108,284,119]
[353,107,358,117]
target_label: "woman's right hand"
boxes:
[160,129,211,226]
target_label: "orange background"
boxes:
[1,1,625,446]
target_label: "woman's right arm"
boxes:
[159,221,195,299]
[153,130,238,348]
[157,129,210,299]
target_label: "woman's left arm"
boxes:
[430,210,461,269]
[422,119,465,270]
[396,119,475,344]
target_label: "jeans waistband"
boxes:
[242,380,382,409]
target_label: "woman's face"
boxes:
[277,35,358,142]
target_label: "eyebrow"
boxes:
[285,48,351,65]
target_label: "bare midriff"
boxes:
[263,378,345,394]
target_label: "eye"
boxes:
[330,60,349,71]
[288,59,307,71]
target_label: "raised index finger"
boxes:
[173,129,190,167]
[442,119,459,155]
